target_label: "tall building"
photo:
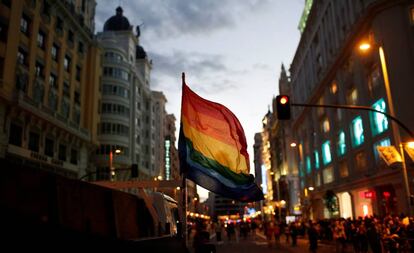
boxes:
[96,6,155,180]
[152,91,167,179]
[286,0,414,219]
[268,64,300,217]
[0,0,101,178]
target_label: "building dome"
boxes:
[136,45,147,59]
[103,6,131,31]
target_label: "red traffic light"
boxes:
[280,96,288,105]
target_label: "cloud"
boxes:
[96,0,271,39]
[149,50,233,91]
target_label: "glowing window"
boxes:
[339,160,349,178]
[331,81,338,94]
[322,118,330,133]
[337,131,346,156]
[370,98,388,136]
[322,141,332,165]
[411,7,414,24]
[323,166,334,184]
[314,150,320,169]
[306,156,311,174]
[351,116,364,147]
[347,88,358,105]
[315,172,321,187]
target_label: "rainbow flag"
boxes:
[178,76,264,202]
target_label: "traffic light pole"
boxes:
[291,102,413,215]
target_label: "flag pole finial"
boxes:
[182,72,186,86]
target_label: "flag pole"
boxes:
[181,72,188,249]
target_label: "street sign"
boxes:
[376,146,402,166]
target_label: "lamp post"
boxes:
[359,41,412,215]
[109,148,122,181]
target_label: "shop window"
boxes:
[351,116,364,147]
[322,140,332,165]
[337,131,346,156]
[370,98,388,136]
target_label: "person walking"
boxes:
[308,221,319,253]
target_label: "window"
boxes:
[355,151,367,171]
[17,48,28,66]
[56,17,63,32]
[48,90,57,110]
[306,155,311,174]
[58,144,66,161]
[9,123,22,146]
[337,131,346,156]
[35,62,44,78]
[323,166,334,184]
[45,138,54,157]
[74,91,80,105]
[70,149,78,165]
[374,138,391,161]
[370,98,388,136]
[368,65,381,92]
[322,118,330,133]
[20,15,30,35]
[51,44,59,61]
[322,140,332,165]
[347,87,358,105]
[411,7,414,24]
[76,66,81,81]
[314,150,320,169]
[37,30,45,49]
[78,41,84,54]
[0,22,9,42]
[351,116,364,147]
[64,55,71,72]
[68,30,74,43]
[339,161,349,178]
[63,81,70,96]
[315,172,321,187]
[61,99,70,118]
[28,132,40,152]
[330,81,338,94]
[49,73,57,88]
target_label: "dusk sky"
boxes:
[96,0,304,200]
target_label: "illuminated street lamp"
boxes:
[109,148,122,181]
[358,41,412,215]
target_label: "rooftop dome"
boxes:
[136,45,147,59]
[103,6,131,31]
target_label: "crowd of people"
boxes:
[262,214,414,253]
[190,214,414,253]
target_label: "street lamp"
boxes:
[358,41,412,215]
[109,148,122,181]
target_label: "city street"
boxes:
[189,231,336,253]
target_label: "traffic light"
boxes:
[131,164,138,178]
[276,95,291,120]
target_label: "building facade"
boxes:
[287,0,414,219]
[96,7,155,180]
[0,0,100,178]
